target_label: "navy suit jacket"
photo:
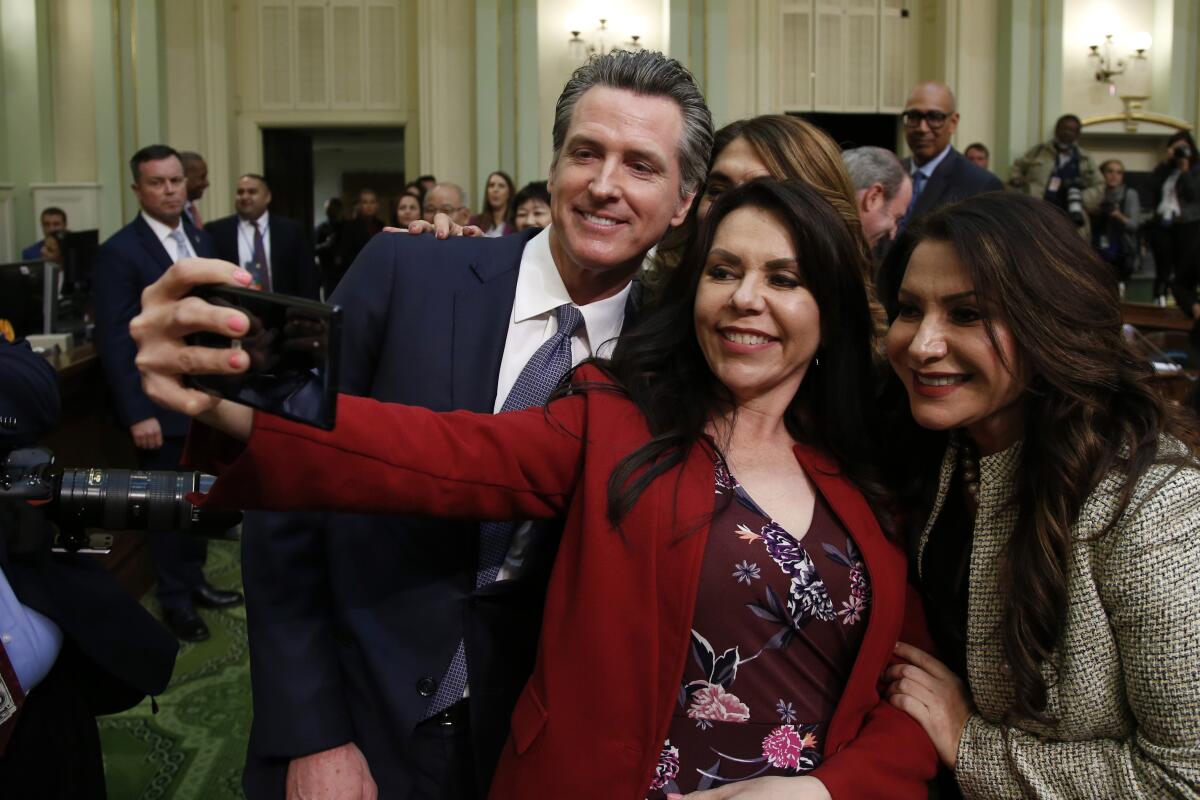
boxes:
[93,215,216,439]
[903,147,1004,221]
[237,229,639,798]
[0,339,176,720]
[205,213,321,300]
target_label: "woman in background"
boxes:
[879,191,1200,798]
[394,193,422,229]
[469,170,516,237]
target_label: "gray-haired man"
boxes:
[237,49,712,800]
[843,145,913,247]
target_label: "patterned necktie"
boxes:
[900,170,928,230]
[425,303,585,717]
[168,227,192,263]
[250,220,271,291]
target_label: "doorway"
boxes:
[260,127,407,235]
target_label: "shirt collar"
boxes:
[913,144,953,179]
[514,226,631,355]
[240,211,269,229]
[140,210,184,243]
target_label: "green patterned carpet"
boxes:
[99,540,252,799]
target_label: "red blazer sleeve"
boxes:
[186,391,589,521]
[814,585,938,799]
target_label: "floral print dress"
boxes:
[647,459,871,797]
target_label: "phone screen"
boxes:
[184,285,341,430]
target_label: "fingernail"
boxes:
[233,268,252,284]
[229,352,245,368]
[228,314,247,332]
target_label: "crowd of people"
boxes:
[2,46,1198,800]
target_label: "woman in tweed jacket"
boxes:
[876,192,1200,798]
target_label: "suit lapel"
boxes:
[132,215,174,272]
[915,150,958,215]
[450,244,523,413]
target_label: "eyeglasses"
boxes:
[901,110,951,130]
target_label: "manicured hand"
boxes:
[673,776,831,799]
[129,258,255,438]
[383,212,481,239]
[884,641,974,769]
[285,742,377,800]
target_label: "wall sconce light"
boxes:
[1088,32,1150,92]
[567,17,643,63]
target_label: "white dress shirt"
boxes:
[492,225,630,413]
[236,212,272,278]
[140,211,196,262]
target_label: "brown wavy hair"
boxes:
[654,115,866,274]
[878,192,1199,725]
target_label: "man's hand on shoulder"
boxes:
[286,742,378,800]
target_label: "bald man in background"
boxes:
[898,81,1002,231]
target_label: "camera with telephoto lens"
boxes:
[0,443,239,554]
[1066,181,1086,226]
[1174,144,1193,166]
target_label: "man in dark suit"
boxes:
[0,337,177,798]
[192,51,710,800]
[205,174,320,300]
[92,144,243,643]
[898,81,1003,231]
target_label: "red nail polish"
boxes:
[228,315,247,332]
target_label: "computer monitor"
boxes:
[60,230,98,298]
[0,260,57,339]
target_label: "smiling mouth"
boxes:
[579,211,620,227]
[916,374,969,386]
[722,330,774,346]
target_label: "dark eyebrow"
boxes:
[706,250,798,271]
[895,287,977,302]
[707,247,741,266]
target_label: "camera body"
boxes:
[1174,143,1193,166]
[1,446,239,554]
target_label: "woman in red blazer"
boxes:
[145,180,937,798]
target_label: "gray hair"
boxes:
[551,50,713,197]
[842,146,907,200]
[427,182,469,209]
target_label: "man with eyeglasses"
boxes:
[898,81,1002,232]
[423,182,472,227]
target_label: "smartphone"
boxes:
[184,285,341,430]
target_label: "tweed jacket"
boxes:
[916,438,1200,799]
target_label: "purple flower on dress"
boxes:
[824,537,871,625]
[732,560,761,585]
[714,459,740,493]
[648,741,680,791]
[760,522,836,623]
[776,699,797,724]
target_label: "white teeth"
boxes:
[582,212,617,226]
[722,331,772,345]
[916,374,967,386]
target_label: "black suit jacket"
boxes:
[236,230,639,799]
[903,147,1004,221]
[205,213,320,300]
[93,215,216,438]
[0,340,176,722]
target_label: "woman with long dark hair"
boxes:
[468,170,516,237]
[132,180,936,798]
[878,192,1200,797]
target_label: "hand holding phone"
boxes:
[129,258,341,432]
[184,285,341,430]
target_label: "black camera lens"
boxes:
[54,468,238,532]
